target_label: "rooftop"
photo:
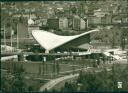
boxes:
[32,29,99,52]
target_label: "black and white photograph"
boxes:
[1,0,128,92]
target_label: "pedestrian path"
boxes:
[39,73,79,91]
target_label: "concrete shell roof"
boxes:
[32,29,99,51]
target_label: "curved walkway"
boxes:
[39,63,114,92]
[39,67,89,91]
[39,73,79,91]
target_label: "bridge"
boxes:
[1,51,92,62]
[1,51,93,56]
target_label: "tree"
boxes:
[62,81,75,92]
[121,29,128,50]
[1,64,27,92]
[1,76,12,92]
[71,6,77,14]
[77,70,84,84]
[28,86,34,91]
[75,67,126,92]
[11,64,27,92]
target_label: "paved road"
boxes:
[39,73,79,91]
[39,67,89,91]
[39,66,112,91]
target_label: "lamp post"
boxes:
[125,38,127,50]
[17,23,19,49]
[83,17,88,30]
[4,24,6,50]
[43,57,46,77]
[11,29,14,50]
[127,50,128,67]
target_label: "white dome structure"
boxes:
[32,29,99,53]
[28,18,34,25]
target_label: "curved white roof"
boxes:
[32,29,99,51]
